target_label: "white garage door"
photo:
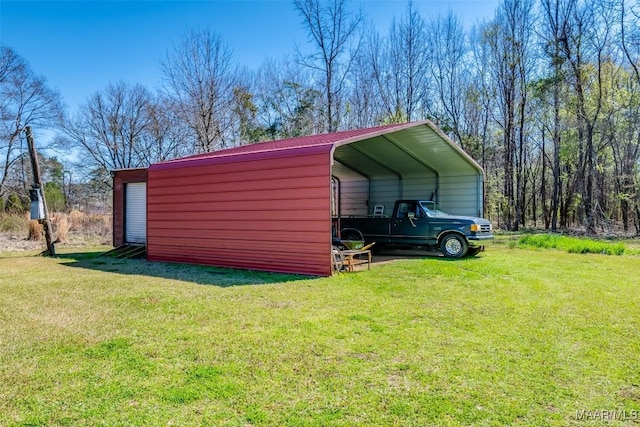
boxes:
[125,182,147,244]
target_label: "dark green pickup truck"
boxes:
[337,200,494,258]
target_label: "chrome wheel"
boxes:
[445,238,462,254]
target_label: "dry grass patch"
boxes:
[0,211,112,251]
[52,213,70,243]
[27,219,43,240]
[68,210,111,237]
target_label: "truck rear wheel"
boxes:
[440,234,468,258]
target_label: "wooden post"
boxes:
[25,126,56,256]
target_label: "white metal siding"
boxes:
[402,174,438,201]
[125,182,147,244]
[369,178,401,211]
[438,175,482,217]
[332,163,368,216]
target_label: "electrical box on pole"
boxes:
[25,126,56,256]
[29,187,45,220]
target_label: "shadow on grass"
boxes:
[58,251,311,287]
[371,247,489,261]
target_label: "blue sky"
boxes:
[1,0,499,116]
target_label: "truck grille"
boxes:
[480,224,491,232]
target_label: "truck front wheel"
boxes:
[439,234,468,258]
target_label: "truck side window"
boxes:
[407,202,417,218]
[397,203,409,218]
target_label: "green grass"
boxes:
[1,243,639,426]
[517,233,627,255]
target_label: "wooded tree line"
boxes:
[2,0,640,234]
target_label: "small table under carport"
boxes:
[340,249,372,272]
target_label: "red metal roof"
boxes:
[153,121,426,168]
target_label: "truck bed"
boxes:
[336,216,391,242]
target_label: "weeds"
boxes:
[1,211,112,247]
[67,210,111,238]
[27,219,43,241]
[518,233,626,255]
[52,213,70,243]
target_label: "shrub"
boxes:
[5,194,27,214]
[0,212,29,232]
[44,182,66,212]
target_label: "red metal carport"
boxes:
[117,120,484,276]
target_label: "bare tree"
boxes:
[0,46,23,84]
[161,29,239,152]
[294,0,363,132]
[428,11,469,147]
[484,0,535,231]
[620,0,640,83]
[367,1,429,124]
[0,46,63,210]
[539,0,572,231]
[345,27,384,129]
[144,95,191,162]
[65,82,160,177]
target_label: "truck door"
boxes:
[391,201,431,245]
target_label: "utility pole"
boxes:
[25,126,56,256]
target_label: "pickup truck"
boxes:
[336,200,494,258]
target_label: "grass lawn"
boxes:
[1,241,639,426]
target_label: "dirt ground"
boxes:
[371,248,443,264]
[0,232,46,253]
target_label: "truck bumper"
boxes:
[468,235,495,247]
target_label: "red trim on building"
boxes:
[112,168,147,247]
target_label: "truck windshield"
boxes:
[419,201,449,217]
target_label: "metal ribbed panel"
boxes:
[147,146,333,276]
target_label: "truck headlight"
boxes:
[470,224,480,232]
